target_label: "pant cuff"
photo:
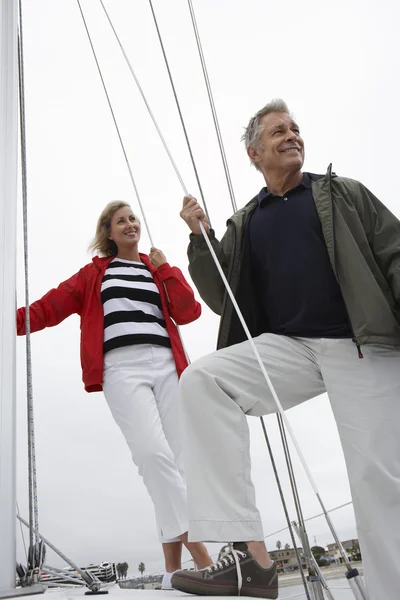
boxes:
[188,519,264,542]
[159,520,188,543]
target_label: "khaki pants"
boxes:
[179,334,400,600]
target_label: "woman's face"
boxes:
[108,206,141,250]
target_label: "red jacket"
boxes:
[17,255,201,392]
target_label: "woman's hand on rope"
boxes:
[180,195,210,235]
[149,247,167,268]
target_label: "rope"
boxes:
[18,0,40,570]
[75,0,154,247]
[187,0,237,213]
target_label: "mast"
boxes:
[0,0,18,593]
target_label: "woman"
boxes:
[17,200,212,588]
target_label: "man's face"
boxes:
[249,112,305,176]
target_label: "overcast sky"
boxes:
[14,0,400,577]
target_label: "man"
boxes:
[171,99,400,600]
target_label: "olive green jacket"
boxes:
[188,165,400,349]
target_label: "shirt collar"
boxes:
[257,172,311,205]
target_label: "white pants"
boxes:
[179,335,400,600]
[103,344,188,542]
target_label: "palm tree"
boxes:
[122,562,129,579]
[284,543,290,550]
[116,563,122,580]
[276,541,282,550]
[138,562,145,579]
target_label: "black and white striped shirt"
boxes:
[101,258,171,354]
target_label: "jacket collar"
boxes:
[228,163,336,230]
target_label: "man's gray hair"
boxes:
[242,99,291,171]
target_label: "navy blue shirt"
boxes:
[247,173,352,338]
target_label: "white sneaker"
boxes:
[161,572,174,590]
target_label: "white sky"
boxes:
[14,0,400,577]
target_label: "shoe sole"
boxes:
[172,575,278,599]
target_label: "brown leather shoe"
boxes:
[171,543,278,598]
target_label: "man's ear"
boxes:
[247,145,262,166]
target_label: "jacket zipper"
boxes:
[353,339,364,359]
[218,218,237,347]
[327,165,363,359]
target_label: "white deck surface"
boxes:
[4,571,358,600]
[39,580,354,600]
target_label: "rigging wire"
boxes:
[147,0,210,222]
[260,418,311,599]
[17,0,40,571]
[276,414,319,588]
[264,500,353,540]
[76,0,154,247]
[187,0,237,213]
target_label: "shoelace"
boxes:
[205,543,246,595]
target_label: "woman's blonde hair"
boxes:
[89,201,139,257]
